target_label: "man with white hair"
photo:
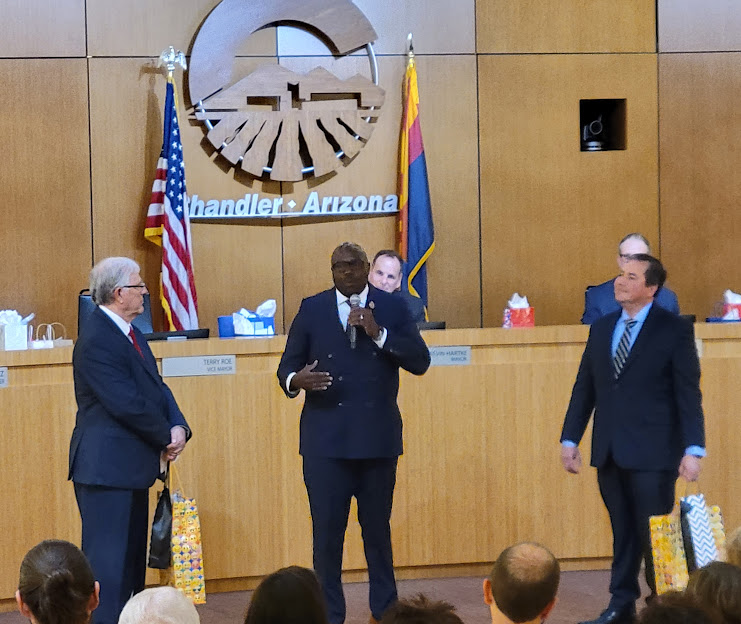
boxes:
[581,233,679,324]
[118,587,199,624]
[69,256,191,624]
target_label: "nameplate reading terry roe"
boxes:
[162,355,236,377]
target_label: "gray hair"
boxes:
[89,257,140,305]
[118,587,199,624]
[618,233,651,253]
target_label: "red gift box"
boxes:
[510,307,534,328]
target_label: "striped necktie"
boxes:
[613,319,637,378]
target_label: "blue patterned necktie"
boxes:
[613,319,637,378]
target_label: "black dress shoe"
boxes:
[578,607,636,624]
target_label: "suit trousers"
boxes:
[302,456,398,624]
[74,483,149,624]
[596,459,676,610]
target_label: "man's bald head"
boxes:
[485,543,560,623]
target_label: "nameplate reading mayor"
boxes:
[162,355,236,378]
[429,346,471,367]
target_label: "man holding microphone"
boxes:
[277,242,430,624]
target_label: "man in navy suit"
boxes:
[581,233,679,324]
[561,254,704,624]
[368,249,426,324]
[69,257,191,624]
[277,242,430,624]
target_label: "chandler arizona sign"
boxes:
[186,0,395,220]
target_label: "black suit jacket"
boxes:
[562,305,704,471]
[69,307,189,489]
[277,285,430,459]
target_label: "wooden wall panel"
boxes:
[0,0,85,57]
[87,0,276,57]
[659,53,741,319]
[479,54,659,327]
[279,55,479,328]
[477,0,655,54]
[88,58,284,335]
[659,0,741,52]
[0,59,91,336]
[276,0,475,56]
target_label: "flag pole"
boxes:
[157,46,187,78]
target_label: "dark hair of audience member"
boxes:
[636,591,720,624]
[17,539,97,624]
[244,566,328,624]
[686,561,741,624]
[380,594,464,624]
[489,543,560,623]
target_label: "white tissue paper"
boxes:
[507,293,530,309]
[0,309,30,351]
[722,290,741,320]
[232,300,277,336]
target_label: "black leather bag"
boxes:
[148,478,172,569]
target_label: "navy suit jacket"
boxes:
[396,290,426,324]
[69,307,189,489]
[561,305,704,471]
[582,278,679,324]
[277,285,430,459]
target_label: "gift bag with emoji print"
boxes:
[170,465,206,604]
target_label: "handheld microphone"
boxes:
[349,294,361,350]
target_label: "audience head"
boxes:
[686,561,741,624]
[16,539,99,624]
[369,250,404,294]
[636,591,720,624]
[331,242,370,298]
[118,586,199,624]
[244,566,328,624]
[727,525,741,567]
[483,542,560,624]
[380,594,464,624]
[617,233,651,269]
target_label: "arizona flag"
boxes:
[145,76,199,330]
[398,54,435,310]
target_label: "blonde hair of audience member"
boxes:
[118,586,199,624]
[483,542,560,624]
[726,525,741,567]
[16,540,99,624]
[380,594,464,624]
[685,561,741,624]
[244,566,328,624]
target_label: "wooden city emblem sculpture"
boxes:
[188,0,385,182]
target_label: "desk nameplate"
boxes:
[162,355,236,377]
[429,346,471,367]
[0,367,7,388]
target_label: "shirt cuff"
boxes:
[285,372,300,397]
[373,327,387,348]
[685,445,706,458]
[561,440,577,447]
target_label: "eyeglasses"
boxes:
[121,283,147,291]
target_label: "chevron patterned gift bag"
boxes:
[680,493,719,571]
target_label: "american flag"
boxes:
[145,76,199,330]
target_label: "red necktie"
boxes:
[129,328,144,358]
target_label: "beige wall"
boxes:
[2,1,741,334]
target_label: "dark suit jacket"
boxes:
[69,307,189,489]
[396,290,426,324]
[582,278,680,324]
[561,305,704,471]
[277,285,430,459]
